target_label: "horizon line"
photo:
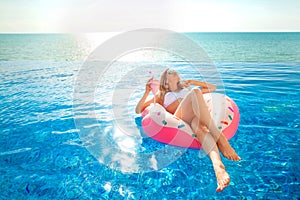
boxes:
[0,30,299,34]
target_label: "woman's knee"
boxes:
[191,88,203,96]
[188,88,203,104]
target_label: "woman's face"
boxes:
[166,70,180,91]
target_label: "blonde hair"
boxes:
[158,68,184,104]
[158,68,169,104]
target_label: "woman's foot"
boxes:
[214,163,230,192]
[217,135,241,161]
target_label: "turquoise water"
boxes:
[1,33,300,62]
[186,32,300,62]
[0,33,299,199]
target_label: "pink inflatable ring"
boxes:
[141,93,240,149]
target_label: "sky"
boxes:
[0,0,299,33]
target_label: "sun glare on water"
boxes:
[81,32,176,62]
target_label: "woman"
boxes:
[135,68,241,192]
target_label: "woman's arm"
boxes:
[135,77,155,114]
[186,80,216,93]
[135,91,154,114]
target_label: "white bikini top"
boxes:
[164,88,190,108]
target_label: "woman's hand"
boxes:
[180,80,191,88]
[145,77,153,93]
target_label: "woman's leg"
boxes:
[190,117,230,192]
[175,88,240,161]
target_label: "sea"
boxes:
[0,32,299,199]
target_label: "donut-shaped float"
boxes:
[141,93,240,149]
